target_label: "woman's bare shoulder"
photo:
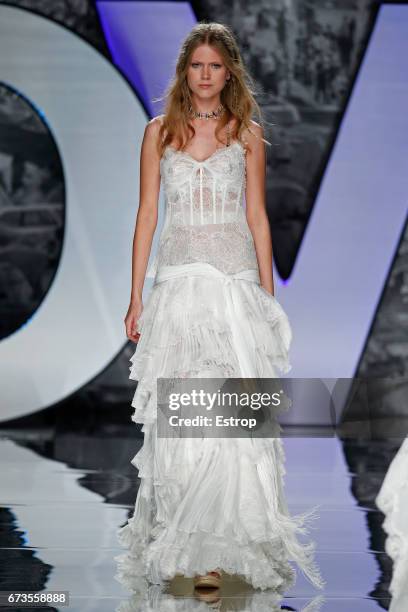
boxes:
[149,114,165,126]
[145,115,166,145]
[243,120,263,141]
[145,114,164,135]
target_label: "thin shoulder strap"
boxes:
[226,120,231,147]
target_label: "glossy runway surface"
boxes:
[0,428,397,611]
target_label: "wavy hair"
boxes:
[155,21,267,158]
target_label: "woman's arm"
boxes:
[124,117,161,342]
[244,121,275,296]
[130,118,161,302]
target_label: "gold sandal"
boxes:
[193,569,221,589]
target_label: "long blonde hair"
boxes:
[156,21,267,157]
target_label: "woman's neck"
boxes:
[190,96,221,114]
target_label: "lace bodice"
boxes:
[146,140,259,278]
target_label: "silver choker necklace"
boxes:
[188,104,225,120]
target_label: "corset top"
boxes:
[146,139,259,278]
[160,140,247,226]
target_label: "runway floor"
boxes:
[0,427,396,611]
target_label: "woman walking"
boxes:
[116,21,323,595]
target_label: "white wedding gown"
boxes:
[376,437,408,611]
[114,135,324,592]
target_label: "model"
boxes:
[115,21,324,594]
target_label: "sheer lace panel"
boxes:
[149,141,259,276]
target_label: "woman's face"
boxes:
[186,44,230,102]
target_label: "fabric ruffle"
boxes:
[376,438,408,607]
[128,276,292,427]
[115,275,324,593]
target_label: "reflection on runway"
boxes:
[114,581,325,611]
[0,425,395,611]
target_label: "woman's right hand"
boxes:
[124,298,143,343]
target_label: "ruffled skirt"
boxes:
[114,265,324,593]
